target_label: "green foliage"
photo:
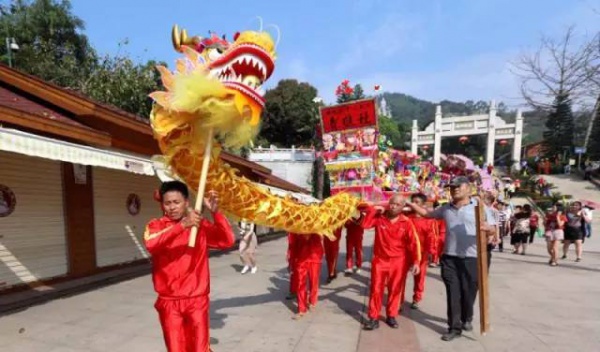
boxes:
[0,0,163,118]
[352,84,365,101]
[1,0,96,86]
[81,51,164,117]
[378,116,408,149]
[543,93,574,156]
[260,79,320,147]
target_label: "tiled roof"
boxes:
[0,85,93,129]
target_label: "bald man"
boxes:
[361,195,421,330]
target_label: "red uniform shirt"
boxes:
[345,218,364,237]
[362,207,421,264]
[436,219,446,238]
[144,212,235,299]
[411,216,438,255]
[288,233,324,263]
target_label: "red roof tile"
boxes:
[0,85,99,129]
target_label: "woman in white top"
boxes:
[238,220,258,274]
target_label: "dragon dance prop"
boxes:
[149,24,359,242]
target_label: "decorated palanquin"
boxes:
[149,25,359,238]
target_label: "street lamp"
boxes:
[5,37,19,67]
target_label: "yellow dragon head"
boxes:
[150,24,277,149]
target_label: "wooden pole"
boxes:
[188,128,214,247]
[475,199,491,334]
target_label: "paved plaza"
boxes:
[1,175,599,351]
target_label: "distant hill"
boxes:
[378,92,547,144]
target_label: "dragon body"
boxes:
[149,25,359,237]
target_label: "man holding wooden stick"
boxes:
[406,176,496,341]
[144,181,235,352]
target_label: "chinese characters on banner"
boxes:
[320,99,377,133]
[319,99,380,200]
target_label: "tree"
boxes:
[81,49,164,117]
[0,0,96,87]
[378,116,407,149]
[352,84,365,101]
[586,97,600,159]
[0,0,163,118]
[260,79,320,147]
[542,92,574,157]
[511,26,599,110]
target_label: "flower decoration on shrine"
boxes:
[335,79,354,97]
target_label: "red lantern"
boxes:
[422,145,430,150]
[499,139,508,146]
[459,136,468,144]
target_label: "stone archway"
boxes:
[410,100,524,166]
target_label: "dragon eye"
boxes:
[208,48,223,61]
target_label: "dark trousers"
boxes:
[441,255,478,333]
[528,227,537,244]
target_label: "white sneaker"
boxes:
[241,265,250,274]
[354,268,362,274]
[251,266,258,274]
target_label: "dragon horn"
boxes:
[172,24,202,52]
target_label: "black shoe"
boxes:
[363,319,379,330]
[285,293,296,300]
[462,321,473,331]
[385,317,399,329]
[441,331,461,341]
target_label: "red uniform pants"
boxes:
[433,237,445,264]
[411,255,430,303]
[368,256,409,319]
[295,261,321,313]
[289,261,298,294]
[324,237,340,277]
[345,233,363,269]
[155,295,210,352]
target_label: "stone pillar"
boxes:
[411,119,418,154]
[513,109,523,164]
[433,105,442,166]
[486,100,497,165]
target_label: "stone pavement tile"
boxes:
[215,315,310,352]
[357,315,421,352]
[18,323,129,351]
[293,321,360,352]
[3,337,59,352]
[45,330,132,352]
[0,315,56,336]
[110,334,166,352]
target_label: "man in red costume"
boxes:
[361,194,421,330]
[324,227,342,283]
[431,201,447,267]
[344,214,364,275]
[145,181,235,352]
[404,193,438,310]
[286,232,298,300]
[288,232,324,319]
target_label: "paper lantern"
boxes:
[499,139,508,146]
[459,136,469,144]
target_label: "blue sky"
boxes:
[72,0,599,107]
